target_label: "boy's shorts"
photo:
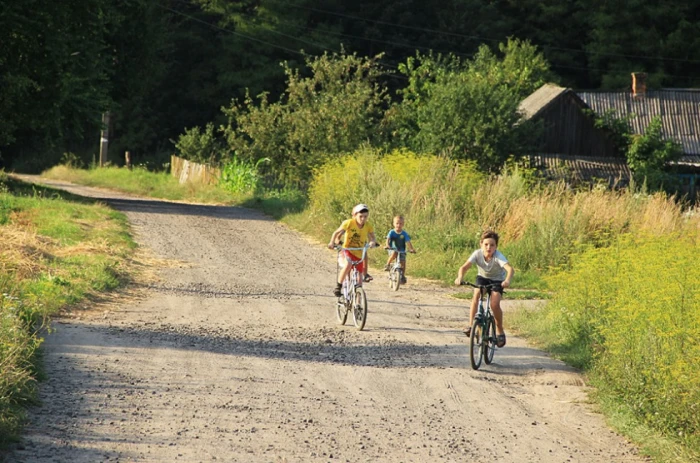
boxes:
[475,276,504,294]
[339,250,366,273]
[387,248,407,263]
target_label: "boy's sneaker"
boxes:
[333,285,342,297]
[400,277,407,284]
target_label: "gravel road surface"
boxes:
[3,177,647,463]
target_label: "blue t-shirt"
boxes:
[387,230,411,251]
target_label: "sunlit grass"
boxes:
[0,174,135,446]
[43,165,241,204]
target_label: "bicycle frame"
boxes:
[461,282,499,370]
[386,249,407,291]
[335,245,370,330]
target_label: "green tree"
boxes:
[626,116,683,192]
[221,50,389,186]
[390,39,552,171]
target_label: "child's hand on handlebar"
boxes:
[454,278,463,286]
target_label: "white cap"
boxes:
[352,203,369,215]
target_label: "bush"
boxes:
[513,220,700,452]
[219,157,270,194]
[174,122,226,166]
[221,50,389,187]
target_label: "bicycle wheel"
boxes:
[336,296,348,325]
[336,281,348,325]
[484,316,497,365]
[390,267,401,291]
[469,318,484,370]
[352,286,368,331]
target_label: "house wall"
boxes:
[535,93,619,158]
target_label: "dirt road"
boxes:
[4,177,646,463]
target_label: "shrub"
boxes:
[219,157,270,194]
[534,227,700,444]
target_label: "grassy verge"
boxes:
[511,229,700,462]
[43,165,241,204]
[0,173,136,447]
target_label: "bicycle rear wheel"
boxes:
[469,318,484,370]
[484,316,497,365]
[352,287,368,331]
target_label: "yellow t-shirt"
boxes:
[341,218,374,258]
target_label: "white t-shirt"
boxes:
[468,249,509,281]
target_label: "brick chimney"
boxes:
[632,72,647,98]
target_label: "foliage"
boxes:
[175,123,226,166]
[626,116,684,192]
[517,228,700,452]
[389,39,553,172]
[590,108,633,157]
[219,157,270,194]
[222,50,389,187]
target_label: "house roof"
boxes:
[517,84,570,120]
[578,89,700,161]
[528,154,631,185]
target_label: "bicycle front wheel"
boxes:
[352,287,368,331]
[484,316,497,365]
[469,318,484,370]
[390,267,400,291]
[336,296,348,325]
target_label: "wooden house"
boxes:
[519,74,700,198]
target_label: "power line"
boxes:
[268,16,699,83]
[160,4,407,80]
[158,4,305,56]
[277,0,700,65]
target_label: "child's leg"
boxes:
[490,291,504,335]
[469,289,480,326]
[337,260,351,285]
[386,251,397,266]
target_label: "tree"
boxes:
[220,50,389,186]
[626,116,683,192]
[389,39,553,172]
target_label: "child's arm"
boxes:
[328,226,345,249]
[455,261,472,285]
[384,234,392,249]
[368,231,378,247]
[407,239,416,253]
[502,262,515,288]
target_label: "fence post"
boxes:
[99,111,110,167]
[125,151,132,170]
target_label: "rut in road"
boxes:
[4,177,647,463]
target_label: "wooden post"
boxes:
[125,151,132,170]
[99,111,110,167]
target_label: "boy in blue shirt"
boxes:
[383,215,416,284]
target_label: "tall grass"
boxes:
[512,223,700,461]
[0,174,135,445]
[287,148,692,287]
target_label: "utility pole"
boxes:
[99,111,110,167]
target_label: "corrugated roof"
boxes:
[578,90,700,157]
[518,84,569,119]
[528,154,631,185]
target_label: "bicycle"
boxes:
[385,248,414,291]
[460,281,501,370]
[335,244,372,330]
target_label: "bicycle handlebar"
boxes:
[459,281,502,290]
[384,247,415,254]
